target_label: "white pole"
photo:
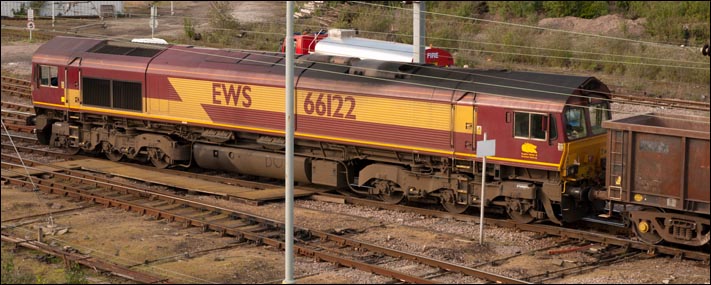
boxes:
[479,133,486,244]
[283,1,295,284]
[413,1,425,63]
[171,1,174,16]
[28,8,33,41]
[52,1,55,28]
[150,5,156,38]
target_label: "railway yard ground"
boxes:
[2,1,710,284]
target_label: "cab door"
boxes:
[454,93,476,154]
[33,64,63,105]
[65,57,81,110]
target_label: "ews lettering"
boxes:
[303,92,356,120]
[212,83,252,108]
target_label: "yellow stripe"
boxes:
[486,156,561,168]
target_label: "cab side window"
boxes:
[564,107,588,140]
[513,111,547,141]
[38,65,58,88]
[589,102,610,135]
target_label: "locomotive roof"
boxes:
[34,37,610,112]
[454,68,610,102]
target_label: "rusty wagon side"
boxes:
[602,113,710,246]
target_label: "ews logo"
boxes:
[212,83,252,108]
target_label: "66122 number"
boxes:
[303,92,356,120]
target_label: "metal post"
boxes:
[479,133,486,244]
[52,1,55,28]
[150,5,156,38]
[413,1,425,63]
[171,1,174,16]
[283,1,295,284]
[27,8,33,42]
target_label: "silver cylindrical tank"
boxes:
[193,143,311,183]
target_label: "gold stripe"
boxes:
[486,156,561,168]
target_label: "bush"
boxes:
[489,1,543,18]
[206,1,240,45]
[1,251,35,284]
[64,262,87,284]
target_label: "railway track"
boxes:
[0,157,528,284]
[3,141,709,284]
[0,24,58,42]
[612,93,710,112]
[0,233,169,284]
[3,137,709,264]
[1,76,32,98]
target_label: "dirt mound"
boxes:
[538,14,646,38]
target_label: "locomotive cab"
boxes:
[560,96,611,183]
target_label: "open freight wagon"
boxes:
[602,113,710,246]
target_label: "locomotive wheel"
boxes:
[506,198,535,224]
[150,155,171,169]
[148,148,171,169]
[508,209,535,224]
[632,207,664,245]
[372,180,405,204]
[441,190,468,214]
[105,149,125,162]
[66,147,81,155]
[380,191,405,204]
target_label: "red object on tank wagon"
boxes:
[282,29,454,67]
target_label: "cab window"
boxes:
[589,102,610,135]
[38,65,58,88]
[514,112,547,141]
[564,107,588,140]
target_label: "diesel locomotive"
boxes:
[29,36,709,246]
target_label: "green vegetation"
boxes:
[1,248,88,284]
[183,17,196,41]
[205,1,241,45]
[286,1,709,99]
[1,251,35,284]
[63,262,88,284]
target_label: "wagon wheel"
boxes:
[506,198,535,224]
[632,207,664,245]
[441,189,468,214]
[148,148,171,169]
[372,180,405,204]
